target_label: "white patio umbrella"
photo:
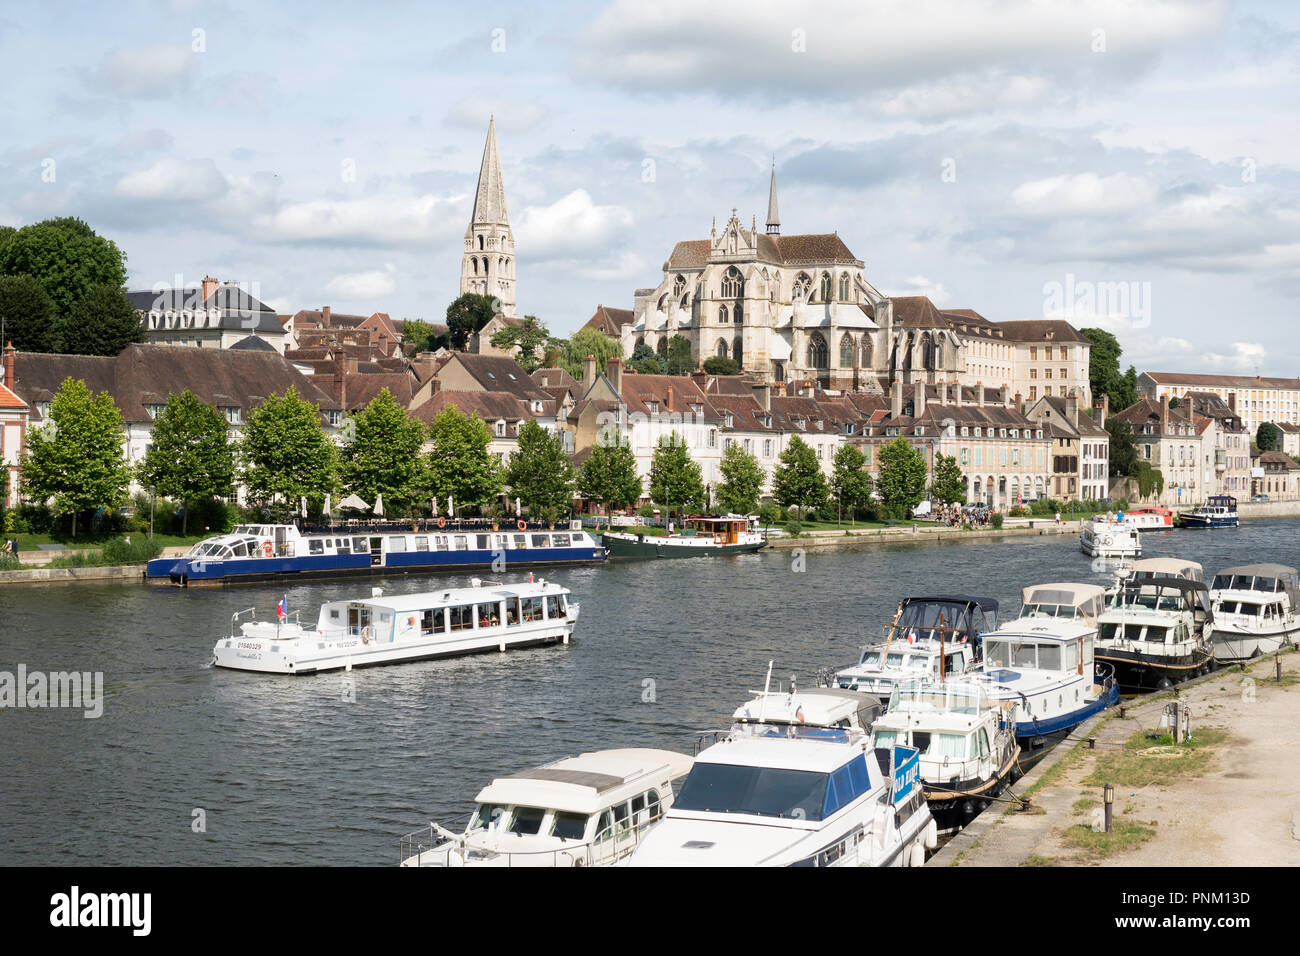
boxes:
[300,496,308,518]
[323,493,332,516]
[339,493,370,511]
[373,493,384,517]
[448,495,454,517]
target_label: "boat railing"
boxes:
[399,810,664,867]
[228,607,257,638]
[878,622,975,647]
[298,517,571,536]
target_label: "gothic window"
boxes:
[921,333,934,369]
[717,339,729,358]
[656,338,668,357]
[819,272,832,302]
[774,362,786,382]
[861,338,873,367]
[839,333,854,368]
[734,337,742,368]
[680,294,690,310]
[935,338,944,368]
[718,304,729,324]
[794,272,812,301]
[721,267,744,298]
[807,332,828,368]
[471,258,478,275]
[838,272,850,301]
[733,303,743,325]
[673,274,686,297]
[657,294,668,312]
[478,235,484,250]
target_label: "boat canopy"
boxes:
[1130,558,1204,583]
[1211,564,1300,601]
[732,687,883,731]
[1019,583,1106,624]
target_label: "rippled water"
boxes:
[2,520,1296,865]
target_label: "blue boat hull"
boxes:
[147,546,608,586]
[1013,682,1119,743]
[1177,514,1238,528]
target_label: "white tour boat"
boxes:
[828,596,997,703]
[1208,563,1300,661]
[1017,582,1107,626]
[972,618,1119,750]
[212,578,578,674]
[1095,572,1215,691]
[1080,516,1141,559]
[871,679,1020,833]
[398,748,693,867]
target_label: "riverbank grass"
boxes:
[1083,727,1229,789]
[1061,820,1157,859]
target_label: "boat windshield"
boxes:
[673,764,829,821]
[1211,574,1281,592]
[890,681,989,716]
[469,803,507,832]
[1019,603,1078,620]
[984,639,1060,671]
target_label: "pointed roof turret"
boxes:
[765,162,780,235]
[469,116,510,232]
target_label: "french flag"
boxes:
[276,597,287,621]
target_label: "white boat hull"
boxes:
[1210,624,1297,662]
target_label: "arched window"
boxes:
[721,266,744,298]
[734,337,742,368]
[717,339,729,358]
[774,362,786,382]
[861,338,873,367]
[935,338,944,368]
[673,274,686,297]
[807,332,828,368]
[471,258,478,275]
[794,272,811,301]
[839,333,854,368]
[819,272,832,302]
[656,338,668,356]
[733,303,743,325]
[478,235,484,250]
[838,272,850,301]
[921,333,934,369]
[718,305,729,324]
[657,294,668,312]
[680,293,690,310]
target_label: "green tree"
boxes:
[556,329,624,382]
[60,284,144,356]
[445,292,499,350]
[1080,327,1137,410]
[506,420,574,517]
[663,334,694,375]
[648,432,706,515]
[401,318,447,354]
[928,453,966,505]
[772,435,830,516]
[627,341,665,375]
[0,274,58,352]
[137,390,236,534]
[1256,421,1282,452]
[0,217,128,324]
[1106,416,1138,477]
[830,443,872,525]
[576,432,642,526]
[490,315,551,372]
[19,378,132,537]
[876,436,928,518]
[426,404,504,513]
[716,441,765,515]
[241,386,337,518]
[702,355,739,375]
[338,388,428,516]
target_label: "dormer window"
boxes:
[530,400,542,413]
[724,414,734,428]
[326,410,343,427]
[647,401,659,414]
[762,415,772,428]
[147,404,166,420]
[222,406,242,425]
[495,421,506,437]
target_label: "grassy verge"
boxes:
[1083,727,1229,788]
[1061,820,1157,859]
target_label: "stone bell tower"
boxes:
[460,117,516,316]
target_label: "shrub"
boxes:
[0,551,21,570]
[784,520,802,536]
[990,513,1004,529]
[758,501,780,526]
[101,536,164,564]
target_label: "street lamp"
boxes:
[1103,781,1114,833]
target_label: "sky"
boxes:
[2,0,1297,376]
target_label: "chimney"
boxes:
[891,380,902,418]
[334,350,347,413]
[977,382,985,407]
[202,275,219,302]
[1160,394,1170,432]
[914,382,926,418]
[607,356,623,395]
[939,380,948,405]
[322,305,332,325]
[752,381,771,412]
[1099,393,1110,423]
[2,341,13,388]
[1066,393,1079,427]
[1013,391,1022,411]
[1227,392,1236,412]
[583,354,597,387]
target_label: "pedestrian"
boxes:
[1054,510,1061,526]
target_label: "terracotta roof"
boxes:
[890,296,952,329]
[411,389,530,428]
[664,232,860,270]
[581,305,634,337]
[990,320,1086,343]
[531,366,580,393]
[1258,450,1300,470]
[1143,371,1300,390]
[616,373,720,420]
[0,381,27,410]
[443,353,552,403]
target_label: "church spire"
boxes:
[765,161,780,235]
[470,116,510,230]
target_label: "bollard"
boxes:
[1088,736,1096,749]
[1119,704,1127,719]
[1277,651,1283,683]
[1103,782,1114,833]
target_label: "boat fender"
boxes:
[874,806,895,849]
[924,818,938,849]
[437,517,447,529]
[263,541,273,558]
[517,520,527,531]
[909,841,926,868]
[361,625,372,645]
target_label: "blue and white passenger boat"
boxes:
[147,520,607,586]
[971,617,1119,751]
[1177,495,1239,528]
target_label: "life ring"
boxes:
[1101,535,1112,547]
[437,516,447,529]
[517,520,527,531]
[361,625,372,645]
[262,541,272,558]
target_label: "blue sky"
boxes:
[2,0,1297,376]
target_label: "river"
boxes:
[2,519,1296,865]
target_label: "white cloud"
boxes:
[516,189,634,260]
[1012,172,1157,216]
[115,157,228,201]
[255,194,465,245]
[89,44,197,98]
[325,264,398,300]
[889,275,949,305]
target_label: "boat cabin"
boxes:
[1211,564,1299,599]
[981,622,1095,677]
[681,514,752,545]
[1018,583,1106,626]
[885,595,999,647]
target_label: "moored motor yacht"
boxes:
[1122,506,1174,529]
[1018,582,1107,626]
[731,680,884,737]
[1208,563,1300,662]
[600,514,767,559]
[971,617,1119,750]
[871,679,1020,833]
[1177,495,1239,528]
[628,723,936,867]
[1095,572,1216,691]
[1080,516,1141,558]
[398,748,693,867]
[212,578,578,674]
